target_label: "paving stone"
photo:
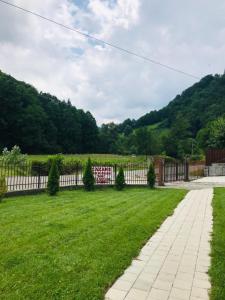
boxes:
[119,272,138,282]
[153,278,172,291]
[147,288,169,300]
[105,288,127,300]
[170,287,190,300]
[157,272,175,282]
[173,278,192,290]
[125,288,148,300]
[193,279,211,289]
[133,278,152,291]
[194,272,209,281]
[112,279,134,292]
[138,272,156,282]
[191,287,209,299]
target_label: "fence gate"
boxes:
[164,161,187,183]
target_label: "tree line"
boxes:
[0,70,98,154]
[1,70,225,158]
[98,73,225,159]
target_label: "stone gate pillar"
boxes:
[153,157,165,186]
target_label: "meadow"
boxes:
[0,187,186,300]
[28,154,147,164]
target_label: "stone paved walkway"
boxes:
[105,189,213,300]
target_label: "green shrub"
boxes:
[48,154,64,172]
[61,161,82,175]
[0,177,7,202]
[31,159,82,176]
[47,159,60,196]
[83,158,95,191]
[115,167,126,190]
[147,163,156,188]
[31,161,49,176]
[1,145,27,165]
[1,146,28,175]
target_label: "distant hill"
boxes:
[135,74,225,136]
[114,74,225,158]
[0,70,99,154]
[1,69,225,158]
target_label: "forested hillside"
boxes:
[0,70,98,153]
[1,70,225,157]
[100,74,225,158]
[135,74,225,133]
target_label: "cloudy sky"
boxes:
[0,0,225,124]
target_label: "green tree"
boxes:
[134,127,154,155]
[0,71,99,154]
[163,114,191,159]
[0,177,7,202]
[115,167,126,190]
[147,163,156,188]
[83,158,95,191]
[208,116,225,148]
[47,159,60,196]
[98,123,119,153]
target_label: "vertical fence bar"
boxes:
[175,163,178,181]
[185,160,189,181]
[37,164,41,189]
[114,164,117,185]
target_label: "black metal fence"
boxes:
[164,162,187,182]
[0,161,149,192]
[164,160,204,182]
[0,160,205,193]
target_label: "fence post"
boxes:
[184,160,189,181]
[37,164,41,189]
[114,164,117,185]
[159,159,165,186]
[75,163,78,186]
[175,162,179,181]
[154,158,164,186]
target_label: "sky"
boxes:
[0,0,225,124]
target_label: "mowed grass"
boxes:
[28,154,146,164]
[0,188,186,300]
[210,188,225,300]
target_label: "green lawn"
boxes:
[28,154,146,164]
[210,188,225,300]
[0,188,186,300]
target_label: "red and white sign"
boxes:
[93,166,113,184]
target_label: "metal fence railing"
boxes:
[0,160,205,193]
[164,162,186,182]
[0,161,149,192]
[164,160,205,182]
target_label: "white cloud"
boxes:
[0,0,225,124]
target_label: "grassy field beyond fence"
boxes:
[0,188,186,300]
[28,154,147,164]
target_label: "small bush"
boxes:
[147,163,156,188]
[1,145,27,165]
[83,158,95,191]
[0,177,7,202]
[48,154,64,173]
[47,159,60,196]
[31,159,82,176]
[115,167,126,190]
[31,161,49,176]
[61,161,82,175]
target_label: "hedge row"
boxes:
[31,160,82,176]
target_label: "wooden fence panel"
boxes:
[206,149,225,166]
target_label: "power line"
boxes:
[0,0,200,80]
